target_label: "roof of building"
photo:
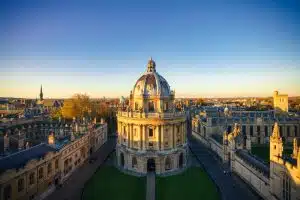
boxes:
[0,143,56,172]
[236,149,270,178]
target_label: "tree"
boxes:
[61,93,92,119]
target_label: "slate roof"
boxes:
[0,143,56,171]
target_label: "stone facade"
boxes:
[0,119,107,200]
[116,58,188,175]
[192,120,300,200]
[192,109,300,145]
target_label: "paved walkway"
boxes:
[189,135,262,200]
[146,172,155,200]
[44,136,116,200]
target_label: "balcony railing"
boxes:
[117,111,185,119]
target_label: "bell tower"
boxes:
[270,122,283,161]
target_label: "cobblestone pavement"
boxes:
[146,172,155,200]
[189,135,263,200]
[44,136,116,200]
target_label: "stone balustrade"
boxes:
[117,111,185,119]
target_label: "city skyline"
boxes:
[1,1,300,98]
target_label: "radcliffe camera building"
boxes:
[116,58,188,174]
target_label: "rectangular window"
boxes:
[287,126,290,137]
[264,126,268,137]
[148,142,153,147]
[242,126,246,135]
[250,126,253,136]
[280,126,283,137]
[149,128,153,137]
[295,126,298,137]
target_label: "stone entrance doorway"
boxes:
[147,158,155,172]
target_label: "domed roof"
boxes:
[133,58,171,97]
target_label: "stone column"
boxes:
[143,125,146,150]
[161,125,164,151]
[158,125,161,150]
[131,124,134,148]
[172,124,175,148]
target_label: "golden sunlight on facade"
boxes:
[116,58,188,174]
[273,91,289,112]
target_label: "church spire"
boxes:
[271,122,281,139]
[147,57,156,72]
[40,85,43,101]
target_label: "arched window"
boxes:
[3,184,11,200]
[132,157,137,168]
[165,157,171,171]
[179,153,184,168]
[282,172,291,200]
[120,153,125,167]
[38,167,44,179]
[47,163,52,175]
[18,178,24,192]
[149,101,155,112]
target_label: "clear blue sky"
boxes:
[1,0,300,98]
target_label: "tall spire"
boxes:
[40,84,43,101]
[147,57,156,72]
[271,122,281,139]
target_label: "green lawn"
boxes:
[156,167,220,200]
[252,145,293,163]
[83,166,146,200]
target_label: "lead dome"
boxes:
[133,58,171,97]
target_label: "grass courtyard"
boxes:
[251,145,293,163]
[156,167,220,200]
[83,166,146,200]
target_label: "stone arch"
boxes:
[179,153,184,168]
[132,156,137,168]
[3,184,12,200]
[120,152,125,167]
[147,158,155,172]
[165,156,172,171]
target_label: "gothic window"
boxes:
[29,173,35,185]
[149,128,153,137]
[242,125,246,135]
[47,163,52,175]
[287,126,290,137]
[165,157,171,171]
[282,173,291,200]
[250,126,253,136]
[132,157,137,168]
[38,167,44,179]
[3,184,11,200]
[265,126,268,137]
[18,178,24,192]
[257,126,260,133]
